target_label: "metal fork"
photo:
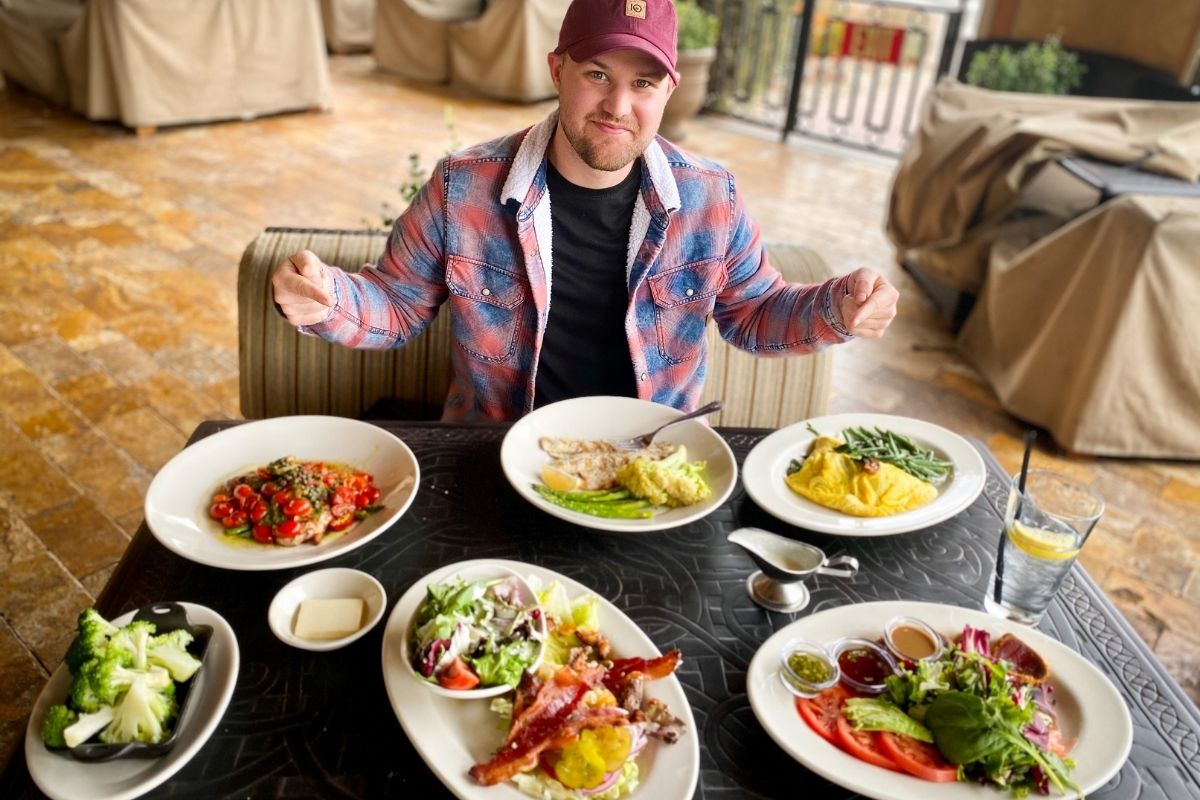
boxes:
[607,401,723,451]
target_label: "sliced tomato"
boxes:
[795,684,851,743]
[877,732,959,782]
[834,716,902,772]
[437,657,480,690]
[233,483,254,500]
[328,514,356,532]
[260,481,279,497]
[282,498,312,517]
[248,501,268,523]
[251,524,272,543]
[209,501,234,520]
[274,519,300,540]
[221,510,248,529]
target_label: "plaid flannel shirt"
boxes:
[306,112,853,422]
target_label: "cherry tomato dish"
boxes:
[208,456,382,546]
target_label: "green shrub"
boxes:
[675,1,719,51]
[965,35,1086,95]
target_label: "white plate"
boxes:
[742,413,986,536]
[145,416,420,570]
[500,396,736,532]
[747,601,1132,800]
[25,603,240,800]
[381,559,700,800]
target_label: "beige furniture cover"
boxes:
[0,0,82,106]
[238,228,834,426]
[958,194,1200,458]
[449,0,569,102]
[3,0,334,130]
[888,79,1200,295]
[374,0,481,84]
[320,0,375,53]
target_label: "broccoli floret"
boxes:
[69,668,106,713]
[65,609,120,672]
[107,620,157,670]
[99,675,177,745]
[80,657,172,706]
[616,445,712,507]
[40,704,77,748]
[63,706,115,748]
[147,629,202,682]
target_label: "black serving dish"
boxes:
[51,601,212,762]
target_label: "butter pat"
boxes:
[293,597,365,640]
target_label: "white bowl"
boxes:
[268,567,387,652]
[144,416,420,571]
[400,563,546,699]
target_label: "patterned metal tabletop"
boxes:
[3,421,1197,799]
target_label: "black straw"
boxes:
[993,429,1037,607]
[1017,429,1037,494]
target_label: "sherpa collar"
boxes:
[499,110,681,212]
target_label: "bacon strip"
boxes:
[603,650,681,691]
[471,655,681,787]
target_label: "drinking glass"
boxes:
[984,468,1104,624]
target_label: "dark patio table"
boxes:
[3,421,1198,799]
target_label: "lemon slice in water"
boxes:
[1008,522,1080,561]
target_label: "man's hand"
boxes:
[272,250,334,326]
[838,268,899,339]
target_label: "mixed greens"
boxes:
[847,625,1079,797]
[41,608,203,749]
[410,575,544,690]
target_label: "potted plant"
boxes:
[964,35,1086,95]
[660,1,720,140]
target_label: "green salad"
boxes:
[844,625,1079,797]
[410,575,544,691]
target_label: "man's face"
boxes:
[549,49,675,173]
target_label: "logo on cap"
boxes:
[625,1,646,19]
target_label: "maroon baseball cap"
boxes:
[554,0,680,84]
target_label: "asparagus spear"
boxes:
[533,486,654,519]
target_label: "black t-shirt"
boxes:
[534,160,641,408]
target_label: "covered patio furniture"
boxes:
[888,79,1200,319]
[957,193,1200,458]
[888,79,1200,457]
[0,0,333,133]
[319,0,376,53]
[237,227,835,426]
[374,0,482,84]
[0,0,82,106]
[448,0,569,102]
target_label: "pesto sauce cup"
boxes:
[779,639,839,698]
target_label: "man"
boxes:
[272,0,898,422]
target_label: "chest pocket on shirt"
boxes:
[446,255,528,362]
[646,258,725,364]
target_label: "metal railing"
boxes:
[703,0,964,154]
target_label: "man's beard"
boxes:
[561,114,649,172]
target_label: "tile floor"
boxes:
[1,55,1197,771]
